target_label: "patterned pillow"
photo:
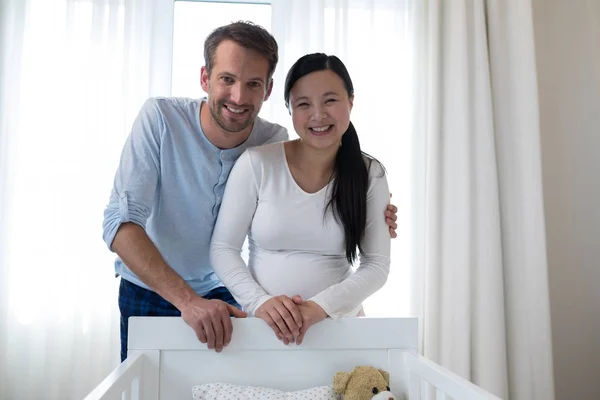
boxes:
[192,383,340,400]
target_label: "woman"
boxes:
[210,53,390,345]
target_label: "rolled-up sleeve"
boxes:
[102,98,163,251]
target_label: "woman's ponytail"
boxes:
[327,121,370,263]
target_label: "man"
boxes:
[103,21,398,362]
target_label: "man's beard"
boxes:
[209,99,256,133]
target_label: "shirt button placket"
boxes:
[218,153,227,197]
[213,152,226,217]
[219,153,227,200]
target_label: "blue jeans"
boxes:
[118,278,240,362]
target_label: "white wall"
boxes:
[532,1,600,399]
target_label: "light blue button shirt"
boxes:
[102,97,288,295]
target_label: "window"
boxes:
[171,0,272,102]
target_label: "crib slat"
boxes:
[131,377,140,400]
[422,380,433,400]
[436,388,449,400]
[410,371,422,400]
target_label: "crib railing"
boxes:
[84,353,144,400]
[84,341,500,400]
[405,353,502,400]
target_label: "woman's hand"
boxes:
[255,295,303,344]
[292,297,328,345]
[386,194,398,238]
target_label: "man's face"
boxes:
[201,40,273,134]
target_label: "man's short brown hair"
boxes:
[204,21,279,80]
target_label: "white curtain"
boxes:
[413,0,555,399]
[270,0,418,319]
[0,0,163,398]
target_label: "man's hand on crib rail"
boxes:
[181,297,247,352]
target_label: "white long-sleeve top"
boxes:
[209,141,391,318]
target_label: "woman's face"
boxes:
[288,69,353,151]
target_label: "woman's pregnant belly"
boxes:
[248,248,352,300]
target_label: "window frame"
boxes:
[149,0,271,96]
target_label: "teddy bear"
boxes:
[333,366,396,400]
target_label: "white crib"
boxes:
[84,317,501,400]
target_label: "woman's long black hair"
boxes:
[284,53,381,264]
